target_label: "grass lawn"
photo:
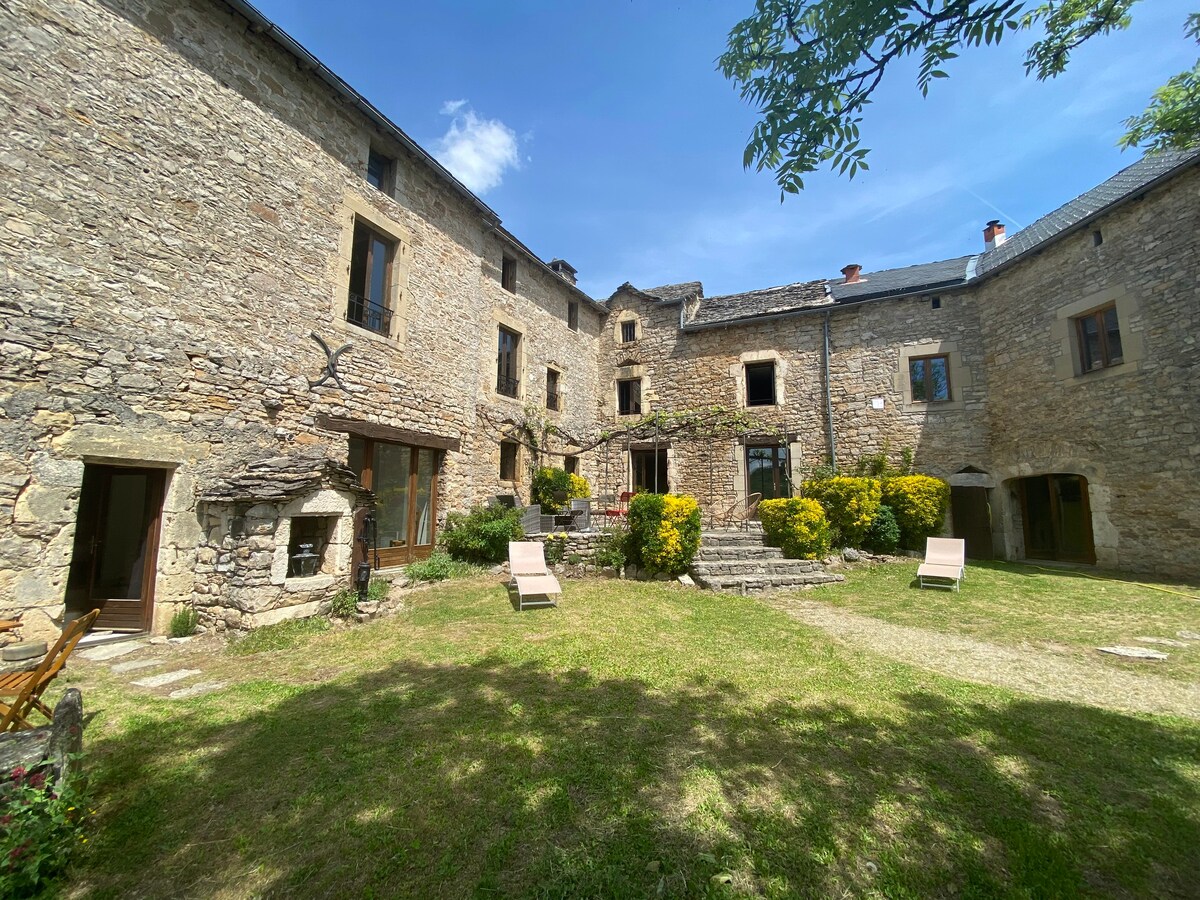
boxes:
[58,576,1200,898]
[810,560,1200,682]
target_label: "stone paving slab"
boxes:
[110,658,164,674]
[131,669,201,688]
[1098,646,1168,660]
[80,642,146,662]
[169,681,228,700]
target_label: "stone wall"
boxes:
[0,0,602,633]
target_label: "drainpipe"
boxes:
[823,313,837,473]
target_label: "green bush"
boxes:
[881,475,951,550]
[592,527,629,570]
[227,617,330,655]
[440,504,523,563]
[168,607,199,638]
[802,476,881,548]
[542,533,568,565]
[626,493,701,575]
[529,467,591,513]
[328,578,388,618]
[863,504,901,554]
[1,766,90,897]
[405,551,485,583]
[759,497,832,560]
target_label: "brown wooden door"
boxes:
[350,439,440,568]
[951,486,993,560]
[1019,474,1096,564]
[65,465,166,632]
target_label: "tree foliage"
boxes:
[719,1,1200,196]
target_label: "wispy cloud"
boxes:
[434,102,520,194]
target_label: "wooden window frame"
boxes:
[744,361,777,407]
[545,368,561,412]
[350,437,441,567]
[366,149,394,194]
[1073,304,1122,373]
[499,440,520,482]
[347,220,396,336]
[567,301,579,332]
[909,354,951,402]
[617,378,642,416]
[496,326,521,398]
[501,255,517,294]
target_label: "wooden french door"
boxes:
[1019,474,1096,564]
[349,438,440,567]
[631,449,668,494]
[65,465,166,632]
[746,445,791,501]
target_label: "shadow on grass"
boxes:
[78,658,1200,898]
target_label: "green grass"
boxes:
[58,576,1200,898]
[225,616,330,655]
[811,560,1200,680]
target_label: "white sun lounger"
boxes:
[509,541,562,610]
[917,537,966,591]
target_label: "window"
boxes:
[567,301,579,331]
[348,437,440,567]
[1075,305,1123,372]
[347,221,394,335]
[499,441,519,481]
[564,455,579,475]
[745,361,776,406]
[1092,228,1103,247]
[931,295,942,310]
[501,255,516,293]
[366,150,394,194]
[631,449,668,493]
[617,378,641,416]
[546,368,561,411]
[496,327,520,397]
[620,320,637,344]
[909,354,951,402]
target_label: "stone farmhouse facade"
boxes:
[0,0,1196,638]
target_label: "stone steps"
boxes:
[690,528,842,594]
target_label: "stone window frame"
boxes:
[269,489,355,590]
[490,310,527,402]
[733,350,786,409]
[894,341,969,413]
[545,363,565,415]
[908,353,952,403]
[614,363,649,418]
[366,148,395,196]
[331,192,412,346]
[1052,285,1144,382]
[613,311,640,345]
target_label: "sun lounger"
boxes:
[917,537,966,591]
[508,541,562,611]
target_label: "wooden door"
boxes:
[1019,474,1096,564]
[951,486,993,560]
[65,465,165,632]
[350,439,440,568]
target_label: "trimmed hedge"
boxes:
[440,504,524,564]
[758,497,832,560]
[802,476,882,548]
[627,493,701,575]
[880,475,950,550]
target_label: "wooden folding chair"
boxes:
[0,609,99,732]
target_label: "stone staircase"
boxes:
[690,525,844,594]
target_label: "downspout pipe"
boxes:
[823,312,837,473]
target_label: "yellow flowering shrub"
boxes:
[627,493,701,575]
[802,476,882,548]
[758,498,832,560]
[880,474,950,550]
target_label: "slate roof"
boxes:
[828,256,973,302]
[643,281,704,302]
[976,148,1200,276]
[199,448,373,505]
[690,279,831,326]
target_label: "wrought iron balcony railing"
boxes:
[496,374,520,398]
[346,291,392,336]
[546,390,561,411]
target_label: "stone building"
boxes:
[0,0,1196,639]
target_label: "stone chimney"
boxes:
[841,264,862,284]
[984,220,1007,250]
[548,258,577,285]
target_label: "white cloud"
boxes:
[434,102,520,194]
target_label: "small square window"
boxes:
[745,361,776,406]
[617,378,641,416]
[567,301,579,331]
[909,355,951,402]
[620,321,637,343]
[501,255,517,293]
[1074,304,1122,373]
[366,150,394,194]
[546,368,561,411]
[499,441,519,481]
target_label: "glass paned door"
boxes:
[746,445,790,500]
[351,438,441,567]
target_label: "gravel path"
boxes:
[768,597,1200,720]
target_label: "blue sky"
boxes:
[251,0,1196,299]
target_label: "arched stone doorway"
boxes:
[1016,473,1096,564]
